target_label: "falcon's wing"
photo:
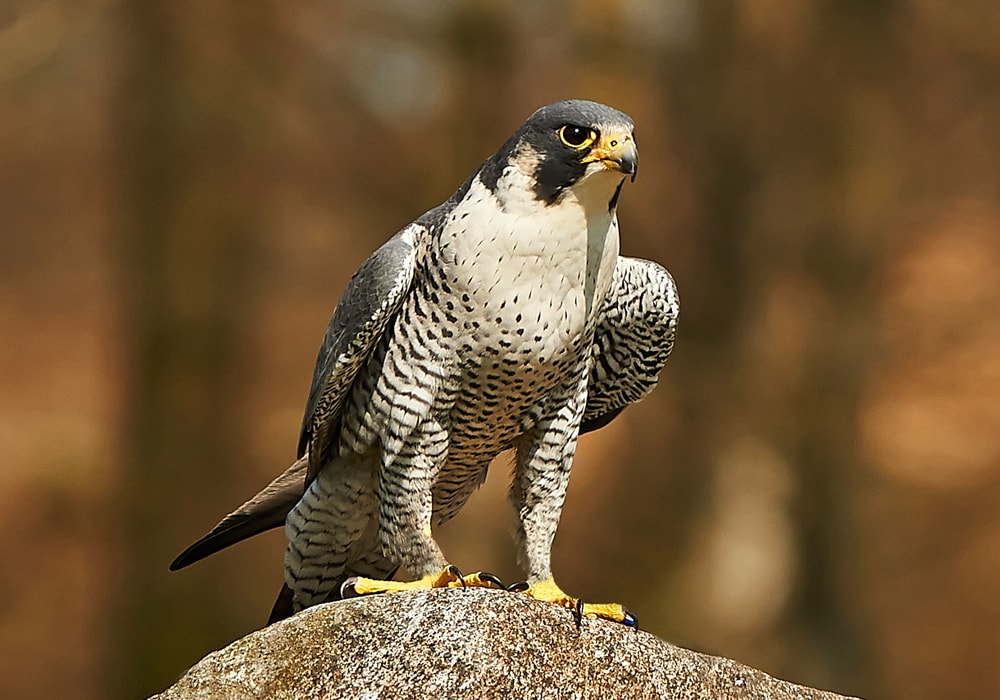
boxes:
[581,256,679,433]
[169,223,422,571]
[299,223,422,481]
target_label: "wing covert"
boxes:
[582,256,679,433]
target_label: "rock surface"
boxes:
[153,587,859,700]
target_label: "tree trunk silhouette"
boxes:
[112,3,274,696]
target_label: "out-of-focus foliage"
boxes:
[1,1,998,698]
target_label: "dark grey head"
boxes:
[477,100,638,206]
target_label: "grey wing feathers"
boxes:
[169,457,309,570]
[581,256,679,432]
[298,224,421,478]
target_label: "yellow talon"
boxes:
[343,566,504,597]
[513,577,637,627]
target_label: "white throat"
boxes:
[439,164,622,324]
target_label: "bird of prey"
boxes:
[171,100,679,626]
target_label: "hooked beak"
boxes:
[584,132,638,182]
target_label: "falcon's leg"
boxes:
[510,371,637,626]
[343,426,502,597]
[283,452,378,612]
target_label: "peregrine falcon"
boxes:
[171,100,679,626]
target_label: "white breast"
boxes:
[437,170,621,362]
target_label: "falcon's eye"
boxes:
[558,124,597,150]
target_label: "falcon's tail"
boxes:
[169,457,309,570]
[268,583,296,624]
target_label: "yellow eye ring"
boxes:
[558,124,597,150]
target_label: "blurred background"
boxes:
[2,1,999,698]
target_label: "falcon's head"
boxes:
[477,100,638,210]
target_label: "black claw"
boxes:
[574,598,585,629]
[478,572,506,590]
[507,580,530,593]
[622,609,639,629]
[340,577,358,599]
[446,564,467,588]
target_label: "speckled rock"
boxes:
[153,587,858,700]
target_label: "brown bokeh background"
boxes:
[2,2,999,698]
